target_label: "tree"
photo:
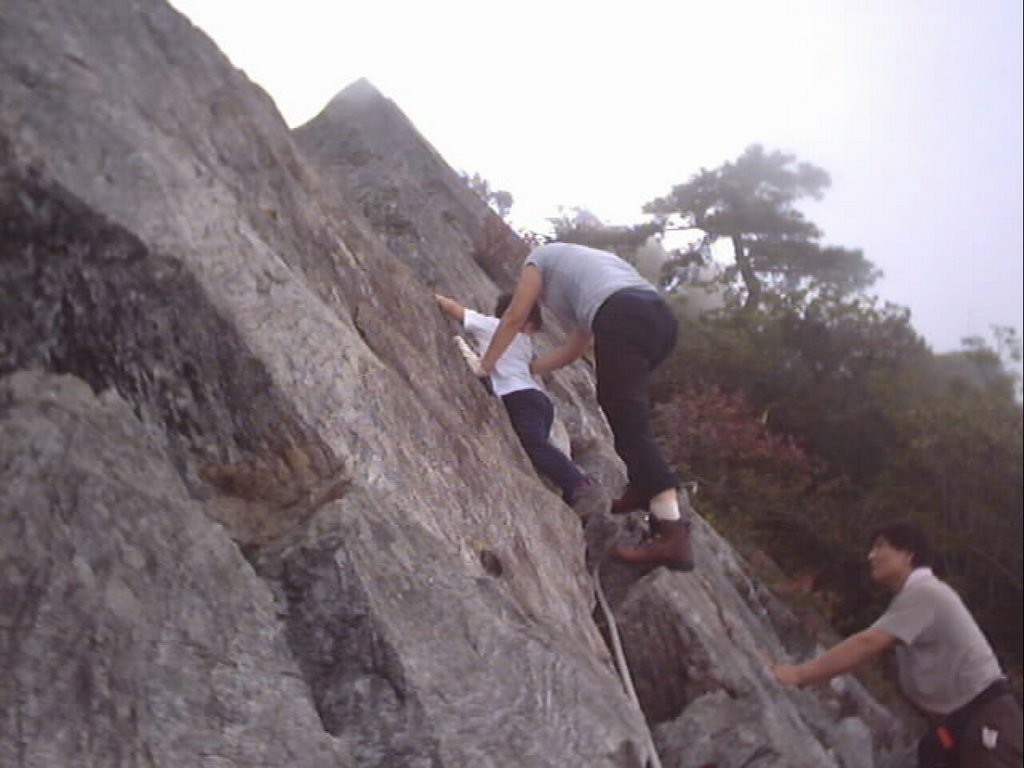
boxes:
[652,293,1022,669]
[954,325,1022,402]
[461,171,514,219]
[654,290,929,512]
[643,145,879,312]
[547,207,661,261]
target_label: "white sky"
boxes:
[169,0,1023,357]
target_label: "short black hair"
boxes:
[869,520,932,567]
[495,293,543,330]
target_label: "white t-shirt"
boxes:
[463,309,540,397]
[871,567,1003,714]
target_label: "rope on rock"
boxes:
[452,335,485,377]
[592,565,664,768]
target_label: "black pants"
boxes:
[502,388,585,498]
[918,681,1024,768]
[592,288,679,498]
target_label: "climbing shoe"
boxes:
[611,517,694,572]
[564,476,597,506]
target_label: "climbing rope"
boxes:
[592,564,664,768]
[452,335,485,376]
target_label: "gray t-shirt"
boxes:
[525,242,656,331]
[871,568,1003,714]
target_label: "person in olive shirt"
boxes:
[771,520,1022,768]
[480,241,694,571]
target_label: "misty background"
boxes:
[169,0,1023,360]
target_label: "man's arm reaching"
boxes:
[480,265,542,375]
[772,628,897,686]
[531,328,593,375]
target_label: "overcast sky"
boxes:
[169,0,1022,358]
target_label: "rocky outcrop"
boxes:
[294,78,524,292]
[1,1,915,766]
[0,371,355,767]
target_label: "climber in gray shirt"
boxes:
[771,520,1022,768]
[480,241,694,571]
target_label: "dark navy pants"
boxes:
[592,288,679,498]
[502,388,585,498]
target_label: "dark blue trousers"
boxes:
[502,388,585,498]
[592,288,679,498]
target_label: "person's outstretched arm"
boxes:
[480,265,542,375]
[771,628,896,686]
[531,328,593,374]
[435,293,466,322]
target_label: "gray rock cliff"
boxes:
[1,1,916,766]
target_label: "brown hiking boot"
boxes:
[611,517,695,572]
[610,484,650,515]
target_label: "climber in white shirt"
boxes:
[435,291,592,506]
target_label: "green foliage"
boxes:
[654,295,1023,670]
[549,143,1021,674]
[654,382,875,628]
[656,383,819,516]
[955,325,1023,401]
[657,289,929,480]
[865,336,1024,660]
[644,145,880,311]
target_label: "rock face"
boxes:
[1,1,916,767]
[0,371,354,768]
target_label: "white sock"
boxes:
[649,493,681,522]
